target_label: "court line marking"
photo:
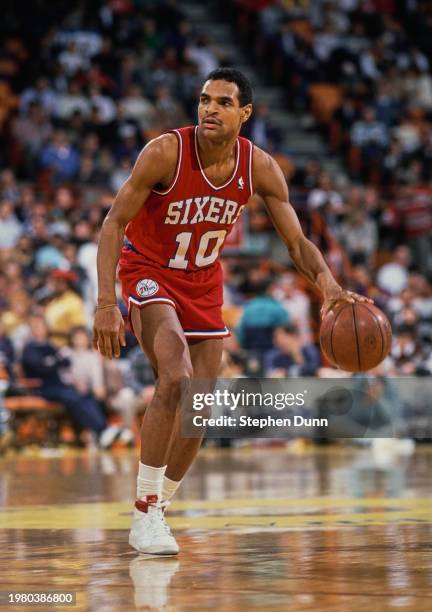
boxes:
[1,497,431,530]
[2,496,430,511]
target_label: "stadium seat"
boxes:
[309,84,342,125]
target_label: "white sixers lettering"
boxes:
[164,197,244,225]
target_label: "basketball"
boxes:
[320,302,392,372]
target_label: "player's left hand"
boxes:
[320,289,373,319]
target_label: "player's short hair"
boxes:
[205,68,253,107]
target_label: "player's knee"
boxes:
[166,360,193,386]
[155,364,193,406]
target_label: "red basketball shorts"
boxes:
[118,246,229,341]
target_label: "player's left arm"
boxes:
[252,147,372,317]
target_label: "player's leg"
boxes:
[130,303,192,467]
[162,338,223,501]
[129,302,192,555]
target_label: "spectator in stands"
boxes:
[332,96,359,145]
[359,43,384,81]
[11,102,53,168]
[399,159,424,186]
[313,23,341,65]
[44,269,87,346]
[393,111,421,155]
[298,203,349,278]
[307,172,344,215]
[113,105,139,150]
[125,345,156,394]
[21,314,113,444]
[374,80,400,128]
[351,107,389,161]
[291,39,321,110]
[0,292,31,354]
[186,35,219,78]
[0,320,15,381]
[271,272,313,344]
[110,157,133,193]
[416,69,432,111]
[382,138,405,185]
[104,357,143,434]
[236,278,290,355]
[394,184,432,276]
[154,85,188,130]
[338,206,378,266]
[264,324,320,377]
[77,154,109,186]
[64,326,135,446]
[349,264,384,304]
[83,342,154,437]
[113,127,141,163]
[220,350,248,379]
[34,234,69,273]
[0,200,22,249]
[20,76,57,116]
[242,102,282,152]
[397,45,429,74]
[65,326,105,402]
[376,245,411,296]
[55,81,91,122]
[291,159,322,190]
[58,41,89,77]
[121,84,155,127]
[89,85,116,126]
[0,169,20,204]
[76,233,99,304]
[39,131,80,185]
[390,323,423,375]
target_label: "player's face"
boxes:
[198,80,252,141]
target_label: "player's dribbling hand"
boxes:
[93,305,126,359]
[320,289,373,319]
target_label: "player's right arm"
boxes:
[93,133,178,359]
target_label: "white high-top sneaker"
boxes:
[129,495,179,555]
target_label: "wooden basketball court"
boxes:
[1,445,431,611]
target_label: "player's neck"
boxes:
[196,129,238,167]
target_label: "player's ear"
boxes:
[241,104,253,124]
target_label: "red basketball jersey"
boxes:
[125,126,254,272]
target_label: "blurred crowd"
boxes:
[231,0,432,184]
[0,0,431,447]
[227,0,432,368]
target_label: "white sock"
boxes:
[162,476,182,502]
[136,462,167,500]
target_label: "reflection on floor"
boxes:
[1,445,431,611]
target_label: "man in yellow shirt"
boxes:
[44,269,86,346]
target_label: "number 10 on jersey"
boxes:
[168,230,227,269]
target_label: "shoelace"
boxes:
[146,506,173,537]
[160,501,173,535]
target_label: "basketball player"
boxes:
[93,68,371,555]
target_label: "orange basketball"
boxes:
[320,302,392,372]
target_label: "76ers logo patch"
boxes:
[136,279,159,298]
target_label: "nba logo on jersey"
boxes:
[238,176,244,190]
[136,279,159,297]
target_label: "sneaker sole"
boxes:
[135,551,179,557]
[129,538,179,556]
